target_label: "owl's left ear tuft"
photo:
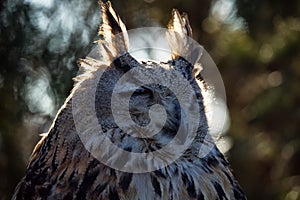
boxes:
[97,1,129,61]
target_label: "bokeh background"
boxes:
[0,0,300,199]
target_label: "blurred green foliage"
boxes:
[0,0,299,199]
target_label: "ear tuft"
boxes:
[167,9,194,60]
[97,1,129,61]
[180,12,192,37]
[167,9,203,68]
[99,1,128,39]
[168,9,192,38]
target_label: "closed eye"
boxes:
[133,86,153,97]
[134,87,148,95]
[117,87,152,98]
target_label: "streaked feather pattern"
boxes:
[13,1,246,199]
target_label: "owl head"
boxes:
[72,1,220,172]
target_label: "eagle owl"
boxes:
[13,1,246,199]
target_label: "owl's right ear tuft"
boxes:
[97,1,129,61]
[167,9,204,68]
[168,9,192,38]
[167,9,194,60]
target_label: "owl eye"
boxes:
[134,88,147,94]
[133,86,153,98]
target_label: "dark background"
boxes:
[1,0,300,199]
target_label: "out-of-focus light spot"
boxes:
[254,132,274,159]
[281,144,294,160]
[274,37,285,49]
[25,0,99,61]
[267,71,283,87]
[56,4,75,34]
[24,0,54,8]
[285,186,300,200]
[290,18,300,31]
[48,38,68,54]
[211,0,234,21]
[259,44,274,63]
[33,12,50,31]
[210,0,245,30]
[25,77,55,116]
[202,17,221,33]
[81,29,90,46]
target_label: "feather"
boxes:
[13,2,247,199]
[98,1,129,61]
[167,9,204,69]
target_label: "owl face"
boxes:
[72,1,222,173]
[92,54,204,142]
